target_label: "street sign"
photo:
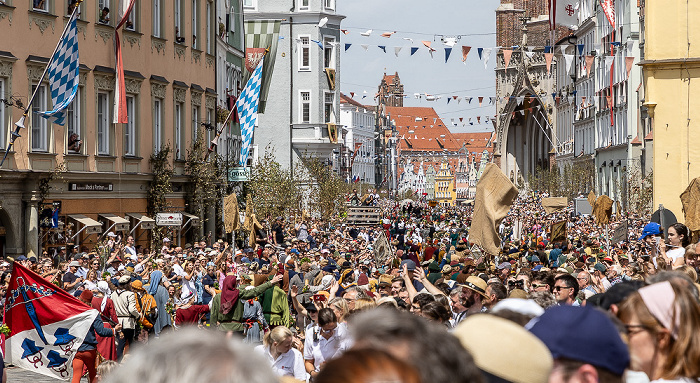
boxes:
[228,167,250,182]
[155,213,183,226]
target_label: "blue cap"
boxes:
[639,222,661,241]
[528,305,629,375]
[532,265,543,271]
[16,255,28,261]
[400,259,416,271]
[241,257,250,264]
[321,265,337,273]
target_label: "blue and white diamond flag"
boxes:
[37,17,80,126]
[238,58,264,167]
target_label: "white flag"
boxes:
[550,0,580,29]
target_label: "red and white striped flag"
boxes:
[113,0,137,124]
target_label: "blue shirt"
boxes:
[79,316,114,351]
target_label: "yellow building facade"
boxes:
[0,0,217,258]
[434,162,456,206]
[640,0,700,218]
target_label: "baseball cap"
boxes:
[107,232,117,237]
[528,305,629,375]
[497,262,511,270]
[68,261,80,267]
[399,259,416,271]
[638,222,661,241]
[593,262,606,272]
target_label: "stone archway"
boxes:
[497,92,553,186]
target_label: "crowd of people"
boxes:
[2,192,700,383]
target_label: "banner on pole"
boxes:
[243,20,281,113]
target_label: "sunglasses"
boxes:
[553,286,572,292]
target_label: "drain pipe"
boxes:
[289,2,295,172]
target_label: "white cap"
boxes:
[107,232,117,237]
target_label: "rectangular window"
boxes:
[0,78,4,148]
[324,0,335,10]
[298,0,309,10]
[66,88,81,153]
[97,92,110,155]
[31,84,48,152]
[324,92,334,123]
[175,102,183,159]
[300,91,310,123]
[125,96,136,156]
[33,0,49,12]
[192,106,199,141]
[98,0,111,24]
[153,0,162,37]
[153,98,162,152]
[205,1,212,54]
[191,0,198,49]
[125,0,136,31]
[299,36,310,70]
[175,0,183,43]
[206,107,214,145]
[67,0,83,18]
[242,0,256,10]
[324,37,335,69]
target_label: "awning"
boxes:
[68,214,103,239]
[98,213,130,233]
[182,212,201,228]
[126,213,155,231]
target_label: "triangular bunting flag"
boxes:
[341,29,349,35]
[422,41,436,51]
[625,56,634,77]
[444,47,452,63]
[459,117,463,122]
[447,98,451,104]
[410,47,419,56]
[490,97,496,104]
[361,44,369,51]
[344,43,352,51]
[585,55,595,77]
[577,44,585,55]
[360,29,373,37]
[503,49,513,69]
[380,31,396,38]
[394,46,403,57]
[462,46,471,62]
[466,97,473,104]
[477,116,481,123]
[477,47,484,60]
[378,45,386,53]
[604,56,614,70]
[482,48,493,69]
[524,50,535,59]
[478,96,484,107]
[544,46,552,53]
[545,53,554,74]
[563,54,574,74]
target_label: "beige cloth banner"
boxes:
[470,164,519,256]
[224,193,240,233]
[593,195,614,225]
[680,177,700,231]
[541,197,568,214]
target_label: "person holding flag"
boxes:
[74,290,121,383]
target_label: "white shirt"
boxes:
[667,247,686,263]
[255,345,307,381]
[303,322,349,372]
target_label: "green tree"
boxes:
[184,135,221,239]
[147,144,174,245]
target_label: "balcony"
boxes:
[292,123,339,158]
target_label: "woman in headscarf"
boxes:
[144,270,172,336]
[91,280,118,361]
[211,273,283,337]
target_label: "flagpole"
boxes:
[0,0,84,168]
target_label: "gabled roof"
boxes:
[452,132,495,155]
[340,92,370,110]
[387,106,461,152]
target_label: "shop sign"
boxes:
[155,213,183,226]
[69,183,113,192]
[228,167,250,182]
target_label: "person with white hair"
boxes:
[103,328,279,383]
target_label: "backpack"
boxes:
[136,292,158,329]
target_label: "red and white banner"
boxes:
[549,0,580,30]
[600,0,615,28]
[4,263,98,380]
[113,0,137,124]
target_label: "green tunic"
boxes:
[211,281,274,332]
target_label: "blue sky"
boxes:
[337,0,500,133]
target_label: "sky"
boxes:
[336,0,500,133]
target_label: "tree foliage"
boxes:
[247,148,302,220]
[184,134,221,239]
[300,156,350,220]
[147,144,174,245]
[527,161,596,199]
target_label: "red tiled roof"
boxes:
[340,93,370,110]
[387,106,461,152]
[383,73,397,85]
[631,136,642,144]
[644,131,653,140]
[452,132,495,154]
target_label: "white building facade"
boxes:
[340,95,376,185]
